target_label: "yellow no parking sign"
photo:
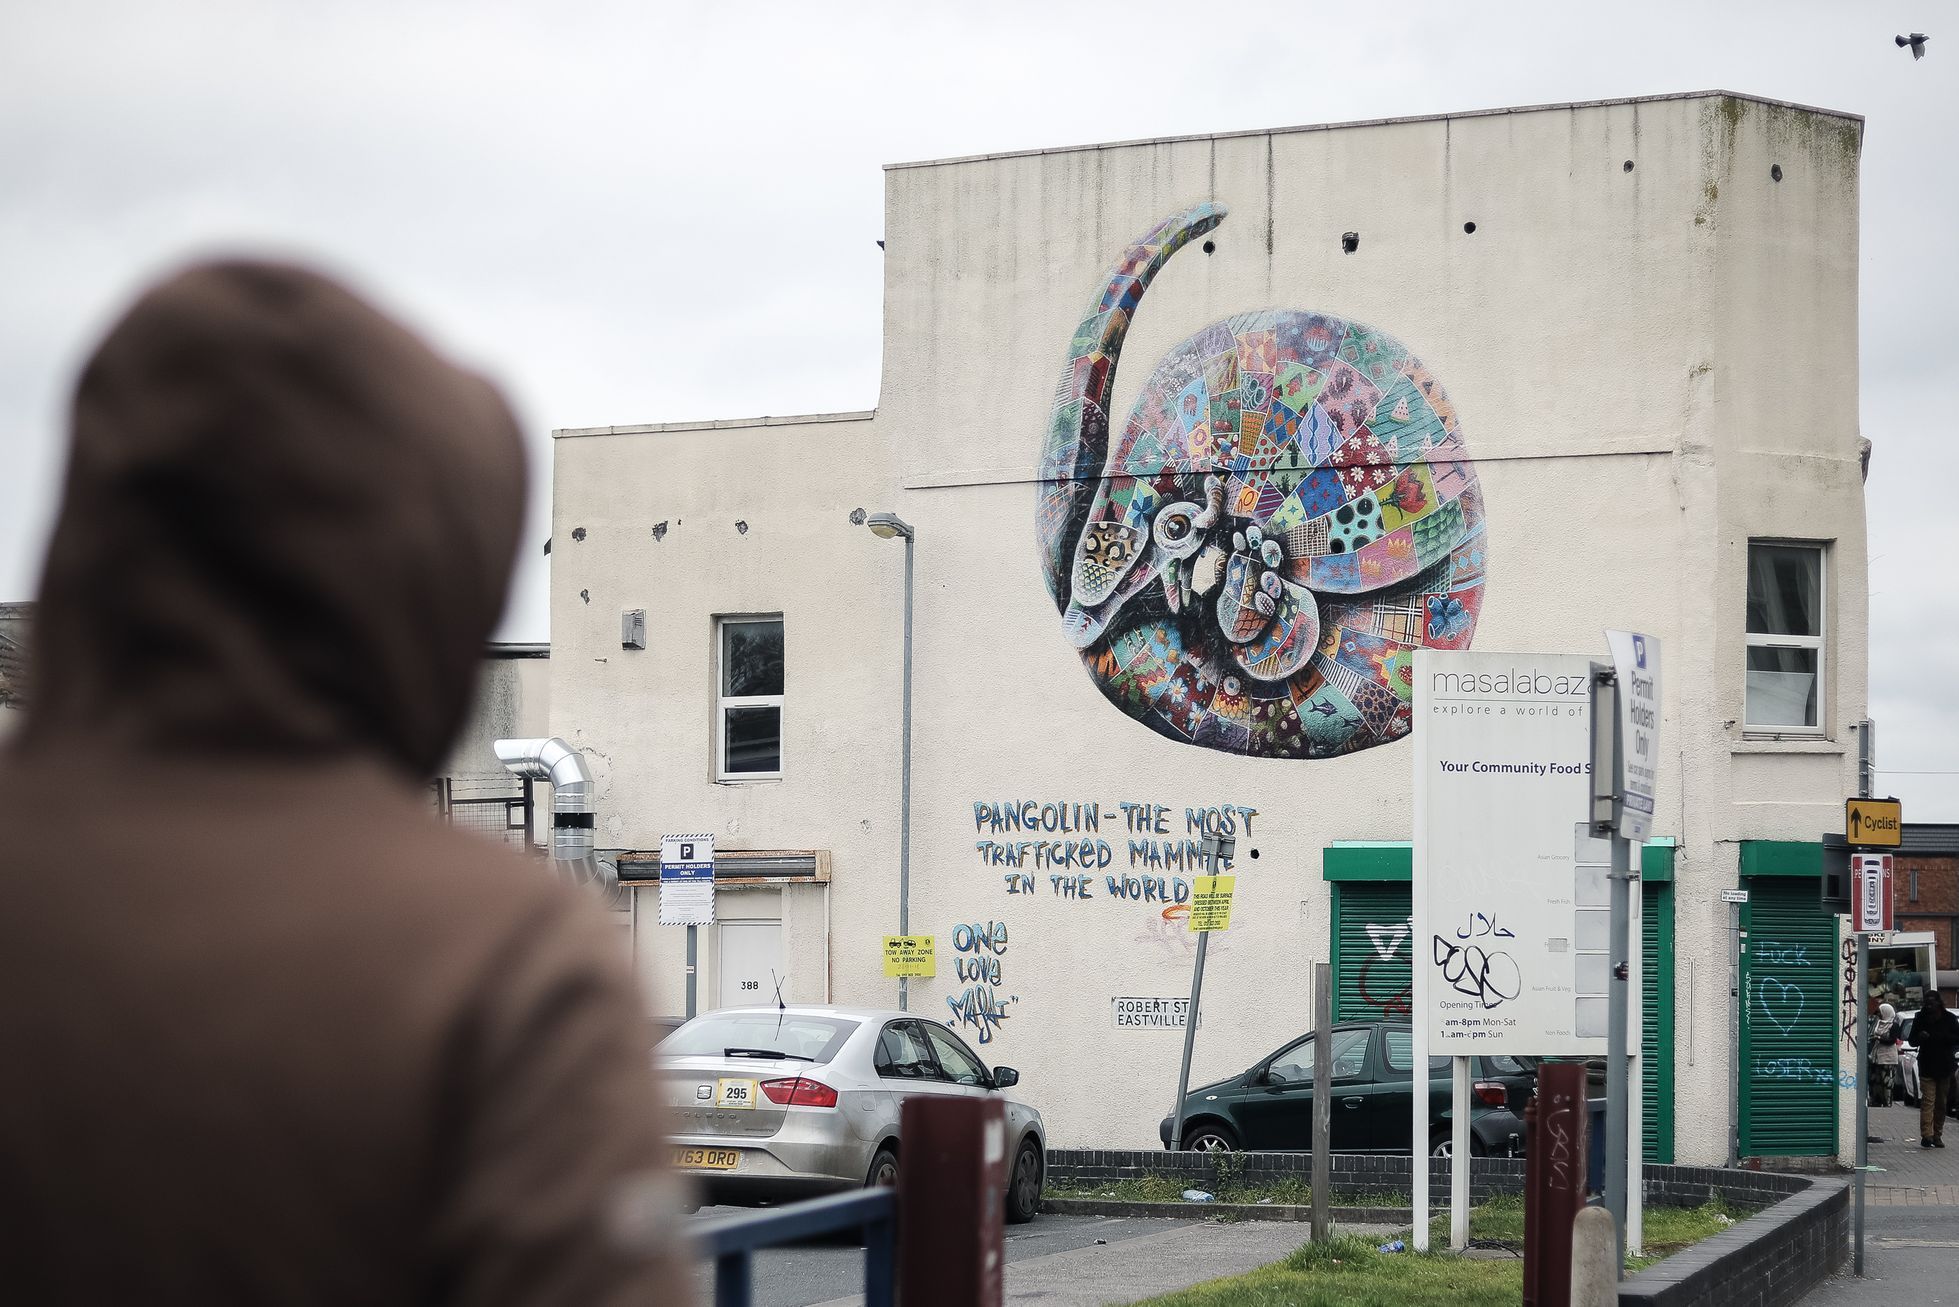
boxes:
[1187,876,1235,932]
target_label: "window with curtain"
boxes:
[1744,543,1824,732]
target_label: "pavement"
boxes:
[689,1208,1397,1307]
[1799,1100,1959,1306]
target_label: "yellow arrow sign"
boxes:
[1846,798,1902,848]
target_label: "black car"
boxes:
[1158,1020,1535,1156]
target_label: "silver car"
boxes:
[656,1006,1046,1223]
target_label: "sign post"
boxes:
[1169,831,1233,1153]
[1595,630,1662,1274]
[1311,961,1332,1244]
[1846,790,1900,1278]
[660,833,715,1018]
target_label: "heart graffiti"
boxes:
[1756,977,1806,1037]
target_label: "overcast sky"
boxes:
[3,2,1954,814]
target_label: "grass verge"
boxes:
[1130,1196,1747,1306]
[1134,1234,1519,1307]
[1418,1195,1742,1269]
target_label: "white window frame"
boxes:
[716,615,784,781]
[1743,540,1826,737]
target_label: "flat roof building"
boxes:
[551,91,1868,1167]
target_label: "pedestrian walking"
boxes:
[0,262,689,1303]
[1908,991,1959,1147]
[1870,1002,1902,1107]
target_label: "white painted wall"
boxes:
[440,649,552,784]
[551,93,1866,1161]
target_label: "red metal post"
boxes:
[898,1094,1006,1307]
[1524,1063,1591,1307]
[1523,1093,1542,1307]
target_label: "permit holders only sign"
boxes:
[1415,650,1603,1057]
[1112,997,1196,1029]
[658,832,715,926]
[1604,630,1661,844]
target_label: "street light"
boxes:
[855,508,915,1009]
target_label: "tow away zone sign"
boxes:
[882,935,936,978]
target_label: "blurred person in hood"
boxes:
[0,261,688,1304]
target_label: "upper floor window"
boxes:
[1744,542,1825,733]
[718,616,783,778]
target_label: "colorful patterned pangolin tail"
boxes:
[1036,202,1227,613]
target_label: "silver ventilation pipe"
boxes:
[494,736,616,900]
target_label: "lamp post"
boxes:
[855,509,915,1010]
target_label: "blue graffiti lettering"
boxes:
[945,985,1013,1043]
[951,920,1009,954]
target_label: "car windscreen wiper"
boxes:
[724,1047,814,1061]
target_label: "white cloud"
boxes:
[4,0,1954,808]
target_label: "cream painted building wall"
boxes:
[551,92,1868,1164]
[439,645,553,784]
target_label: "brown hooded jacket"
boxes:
[0,262,685,1304]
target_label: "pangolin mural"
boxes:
[1037,202,1487,759]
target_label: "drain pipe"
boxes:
[494,737,608,895]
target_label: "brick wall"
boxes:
[1894,854,1957,959]
[1044,1150,1811,1209]
[1618,1177,1847,1307]
[1044,1148,1524,1203]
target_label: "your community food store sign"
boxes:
[1414,652,1606,1057]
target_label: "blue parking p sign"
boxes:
[659,832,715,924]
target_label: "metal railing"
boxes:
[429,775,537,852]
[692,1189,896,1307]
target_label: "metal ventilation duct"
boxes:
[493,736,618,902]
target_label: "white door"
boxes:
[717,921,783,1009]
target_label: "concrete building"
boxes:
[550,91,1869,1166]
[1894,824,1959,1003]
[0,603,27,739]
[431,643,553,850]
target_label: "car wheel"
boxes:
[1006,1138,1042,1224]
[866,1145,899,1189]
[1429,1132,1488,1159]
[1182,1123,1238,1152]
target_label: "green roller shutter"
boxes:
[1641,881,1675,1164]
[1331,881,1413,1022]
[1738,878,1840,1158]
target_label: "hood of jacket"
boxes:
[16,260,525,778]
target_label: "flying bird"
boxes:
[1897,33,1930,60]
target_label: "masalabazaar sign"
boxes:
[1414,650,1607,1057]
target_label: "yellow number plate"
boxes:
[672,1147,741,1171]
[715,1078,758,1109]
